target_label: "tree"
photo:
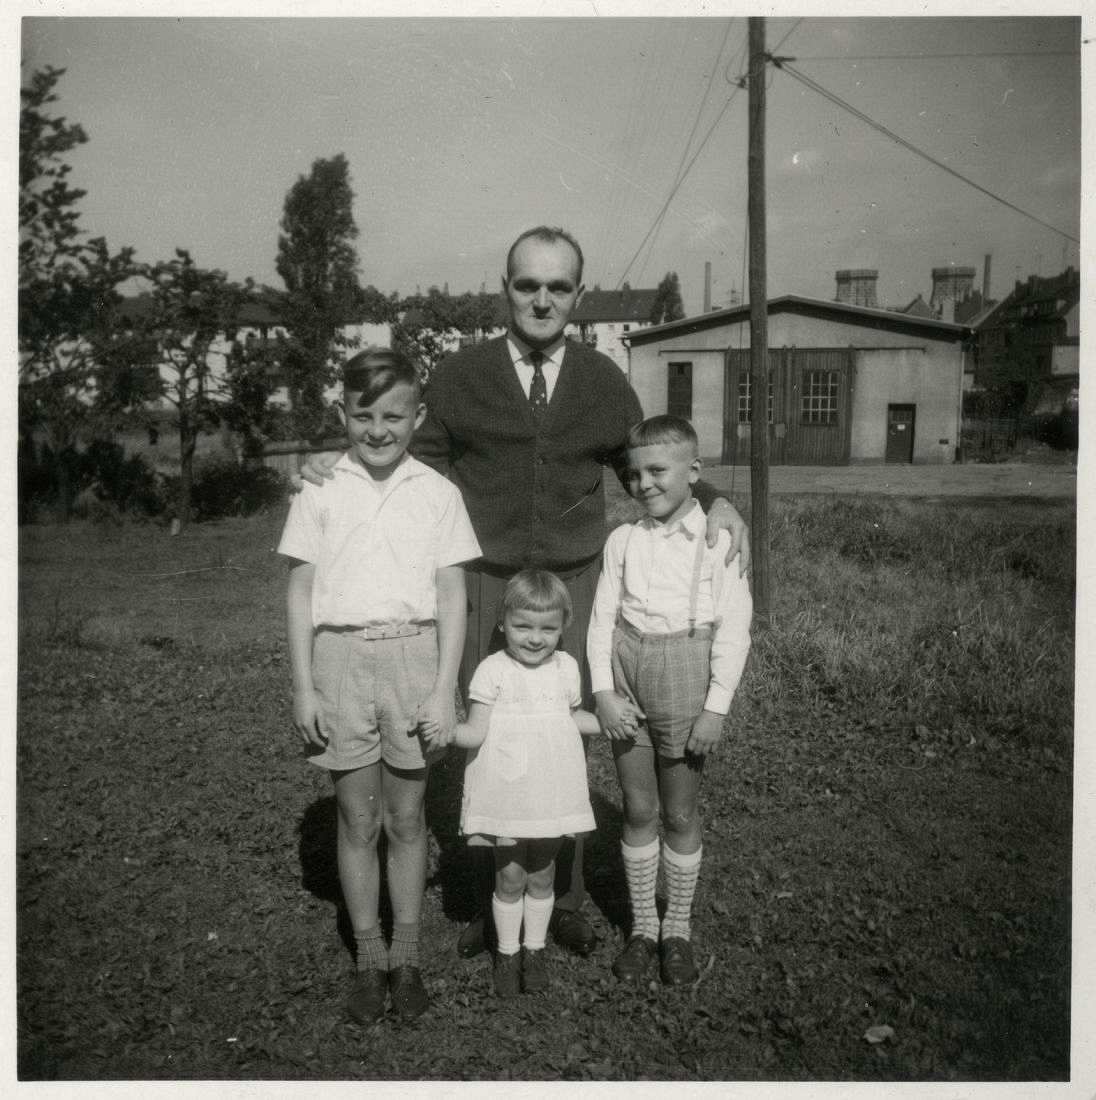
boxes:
[19,66,138,519]
[114,251,255,529]
[650,271,686,324]
[275,154,364,438]
[391,287,501,381]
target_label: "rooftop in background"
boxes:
[572,285,659,324]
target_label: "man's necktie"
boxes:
[528,350,548,425]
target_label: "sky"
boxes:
[16,9,1082,317]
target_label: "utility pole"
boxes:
[747,16,770,622]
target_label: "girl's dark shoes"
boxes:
[612,935,658,981]
[346,969,388,1023]
[550,909,597,955]
[493,950,522,997]
[389,966,430,1019]
[659,937,698,985]
[521,947,548,992]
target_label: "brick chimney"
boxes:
[929,266,975,318]
[834,269,879,308]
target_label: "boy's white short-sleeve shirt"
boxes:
[277,453,481,628]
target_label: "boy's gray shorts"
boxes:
[611,621,713,758]
[308,626,443,773]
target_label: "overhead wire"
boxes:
[615,21,739,288]
[789,50,1080,61]
[774,60,1079,244]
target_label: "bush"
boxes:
[80,440,171,519]
[186,459,288,521]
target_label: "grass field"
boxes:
[16,489,1075,1081]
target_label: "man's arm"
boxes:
[286,560,326,749]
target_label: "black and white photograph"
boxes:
[11,1,1089,1092]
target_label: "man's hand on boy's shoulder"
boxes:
[685,709,725,757]
[291,451,342,491]
[704,498,752,576]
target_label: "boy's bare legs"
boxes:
[333,764,389,1021]
[657,757,703,855]
[380,762,431,1018]
[332,764,383,939]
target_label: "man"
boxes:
[299,226,750,959]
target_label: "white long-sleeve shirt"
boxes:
[587,500,753,714]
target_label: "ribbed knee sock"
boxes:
[353,924,388,972]
[492,894,523,956]
[622,837,660,941]
[660,843,702,941]
[388,921,420,969]
[522,893,555,950]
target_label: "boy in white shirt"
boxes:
[279,348,480,1022]
[587,415,752,986]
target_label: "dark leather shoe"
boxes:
[659,937,699,985]
[550,909,597,956]
[346,969,388,1023]
[457,915,489,959]
[612,935,658,982]
[389,965,430,1020]
[521,947,548,993]
[493,950,522,998]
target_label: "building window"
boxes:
[736,374,774,423]
[801,370,839,424]
[667,361,692,419]
[623,324,631,333]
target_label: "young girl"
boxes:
[448,569,599,996]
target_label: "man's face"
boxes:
[503,237,584,349]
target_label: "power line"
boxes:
[775,59,1079,244]
[791,50,1080,61]
[615,18,803,290]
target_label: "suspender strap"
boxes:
[687,528,706,636]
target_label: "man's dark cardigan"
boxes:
[413,335,716,573]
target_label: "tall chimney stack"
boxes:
[834,269,879,309]
[982,254,992,302]
[703,262,712,313]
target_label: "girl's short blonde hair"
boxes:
[500,568,573,627]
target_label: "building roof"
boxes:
[572,286,659,324]
[624,294,969,346]
[891,293,936,319]
[977,267,1080,330]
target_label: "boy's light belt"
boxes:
[322,622,434,640]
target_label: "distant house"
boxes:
[968,265,1078,413]
[623,293,968,466]
[568,284,659,371]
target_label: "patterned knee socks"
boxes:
[661,844,702,940]
[621,838,661,941]
[388,922,420,969]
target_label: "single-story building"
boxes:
[623,295,969,465]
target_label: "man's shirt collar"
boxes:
[507,332,565,368]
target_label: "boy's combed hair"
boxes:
[626,414,699,455]
[342,347,422,407]
[500,568,573,627]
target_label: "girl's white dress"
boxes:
[461,649,596,843]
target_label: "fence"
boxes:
[260,439,346,478]
[959,417,1032,462]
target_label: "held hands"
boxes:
[291,451,341,491]
[292,687,328,749]
[685,709,725,757]
[705,498,751,576]
[416,688,457,749]
[595,690,645,741]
